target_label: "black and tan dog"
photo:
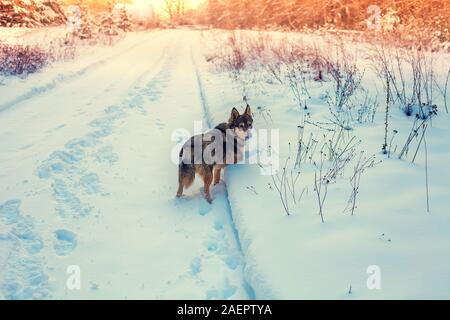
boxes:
[176,105,253,203]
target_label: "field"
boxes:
[0,27,449,299]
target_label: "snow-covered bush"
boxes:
[0,43,48,76]
[207,31,373,127]
[205,32,253,98]
[47,34,77,61]
[98,1,119,37]
[323,45,363,112]
[70,2,94,41]
[207,33,322,106]
[0,31,77,77]
[267,120,376,220]
[269,39,314,109]
[117,6,131,32]
[372,43,440,119]
[318,43,367,130]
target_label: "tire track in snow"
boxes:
[191,36,275,300]
[92,33,254,299]
[0,31,168,113]
[190,42,256,300]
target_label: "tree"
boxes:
[74,0,93,40]
[0,0,66,27]
[164,0,187,24]
[118,6,131,31]
[99,0,118,37]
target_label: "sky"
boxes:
[62,0,204,15]
[126,0,204,17]
[147,0,204,10]
[112,0,204,14]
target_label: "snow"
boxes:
[0,28,449,300]
[197,30,450,299]
[0,29,251,299]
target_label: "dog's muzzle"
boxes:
[245,130,253,141]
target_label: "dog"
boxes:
[176,105,253,203]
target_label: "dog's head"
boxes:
[228,105,253,140]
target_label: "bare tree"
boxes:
[164,0,187,23]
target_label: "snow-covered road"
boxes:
[0,30,252,299]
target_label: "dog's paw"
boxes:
[199,200,212,215]
[205,196,213,204]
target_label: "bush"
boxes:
[0,43,48,76]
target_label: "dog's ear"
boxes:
[229,107,240,123]
[244,104,252,116]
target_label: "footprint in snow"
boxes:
[1,254,50,300]
[11,218,44,254]
[80,173,102,195]
[36,148,86,180]
[89,282,99,291]
[0,200,50,299]
[206,240,218,252]
[93,145,118,164]
[206,279,238,300]
[155,119,166,130]
[52,179,92,218]
[104,105,126,119]
[65,136,98,149]
[213,218,224,231]
[190,257,201,276]
[222,252,241,270]
[0,200,43,254]
[53,229,77,256]
[198,199,212,216]
[0,199,21,225]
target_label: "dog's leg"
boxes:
[176,163,195,198]
[213,167,222,185]
[201,168,213,204]
[176,183,184,198]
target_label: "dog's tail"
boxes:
[178,148,195,189]
[179,147,186,159]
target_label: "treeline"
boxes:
[0,0,67,27]
[197,0,449,42]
